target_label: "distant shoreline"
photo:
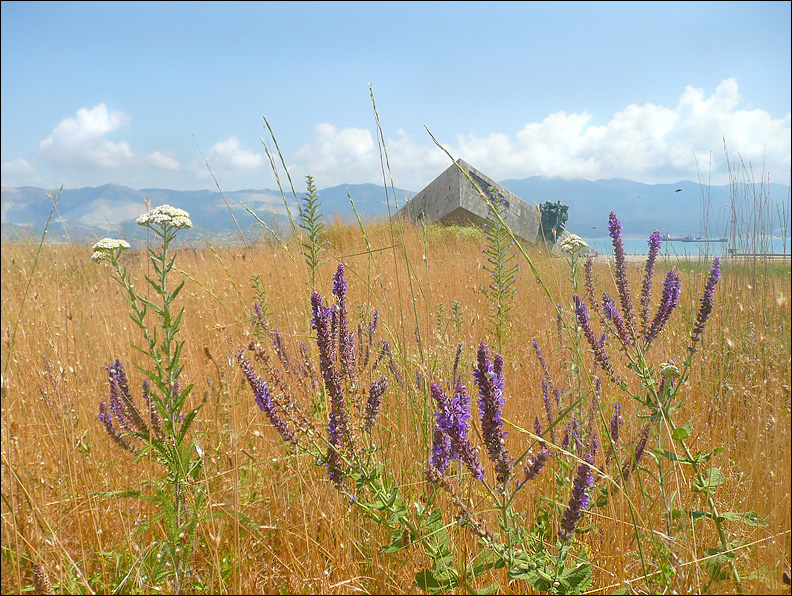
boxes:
[594,253,791,263]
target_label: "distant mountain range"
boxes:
[2,176,789,244]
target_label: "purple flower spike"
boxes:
[431,423,452,474]
[602,292,632,347]
[541,379,556,444]
[98,401,138,453]
[311,291,350,484]
[332,264,356,384]
[236,351,298,445]
[623,423,650,482]
[473,343,513,484]
[607,402,623,464]
[639,230,663,332]
[573,294,616,381]
[522,438,551,483]
[556,304,565,344]
[363,377,388,432]
[332,263,347,298]
[105,360,149,435]
[643,269,682,347]
[608,212,636,334]
[690,257,722,349]
[609,402,622,444]
[532,339,553,386]
[559,436,599,542]
[430,381,485,480]
[452,343,463,382]
[253,301,268,333]
[584,257,597,310]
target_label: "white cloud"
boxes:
[287,78,790,189]
[207,137,266,170]
[1,158,49,188]
[290,123,378,185]
[146,151,181,171]
[1,104,190,189]
[39,103,135,169]
[2,79,788,192]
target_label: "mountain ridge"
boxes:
[2,177,788,244]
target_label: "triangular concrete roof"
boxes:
[396,159,543,243]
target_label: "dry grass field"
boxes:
[1,214,790,595]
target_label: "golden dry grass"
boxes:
[1,219,790,594]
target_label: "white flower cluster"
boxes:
[136,204,192,229]
[560,234,589,254]
[91,238,130,263]
[659,361,681,379]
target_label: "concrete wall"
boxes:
[397,159,543,244]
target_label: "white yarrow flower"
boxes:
[92,238,130,252]
[91,238,130,263]
[136,204,192,229]
[560,234,588,254]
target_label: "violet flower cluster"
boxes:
[429,380,485,480]
[574,294,616,381]
[541,379,556,444]
[374,339,404,388]
[622,423,650,482]
[519,418,551,487]
[608,212,636,334]
[584,257,597,311]
[236,350,298,446]
[643,269,682,347]
[98,359,162,454]
[559,436,599,542]
[473,342,513,484]
[431,424,452,473]
[532,339,560,442]
[310,263,390,484]
[311,287,349,485]
[602,292,632,346]
[363,377,388,433]
[690,257,722,350]
[606,402,623,464]
[578,217,686,360]
[639,230,663,332]
[333,263,357,384]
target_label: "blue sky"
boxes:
[1,1,790,192]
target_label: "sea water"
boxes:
[581,236,790,257]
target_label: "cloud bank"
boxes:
[2,79,789,191]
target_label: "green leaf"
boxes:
[693,468,725,494]
[474,581,499,595]
[692,446,725,463]
[170,279,185,301]
[415,570,458,594]
[381,527,410,554]
[718,510,768,527]
[671,422,692,441]
[176,406,201,445]
[671,508,709,522]
[508,550,551,590]
[705,544,735,582]
[471,548,504,578]
[558,558,593,594]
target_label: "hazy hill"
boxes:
[0,183,415,244]
[499,177,790,239]
[2,177,788,244]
